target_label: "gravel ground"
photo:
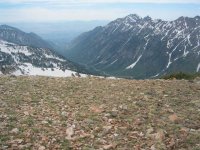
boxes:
[0,76,200,150]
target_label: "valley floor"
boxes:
[0,76,200,149]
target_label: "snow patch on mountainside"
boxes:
[0,40,32,56]
[44,54,66,62]
[13,63,87,77]
[126,55,142,69]
[110,59,118,65]
[166,39,187,69]
[197,63,200,72]
[0,40,87,77]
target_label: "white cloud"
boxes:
[0,7,132,22]
[0,0,199,23]
[1,0,200,4]
[76,0,200,4]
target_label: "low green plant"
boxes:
[161,72,200,80]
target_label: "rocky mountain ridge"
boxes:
[0,25,52,49]
[66,14,200,79]
[0,25,87,77]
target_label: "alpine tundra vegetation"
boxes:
[0,76,200,149]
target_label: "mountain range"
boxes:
[1,14,200,79]
[0,25,87,77]
[66,14,200,79]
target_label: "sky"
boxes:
[0,0,200,23]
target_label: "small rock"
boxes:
[24,111,29,116]
[119,105,128,110]
[104,113,111,117]
[66,125,75,139]
[190,129,196,132]
[101,126,112,136]
[146,127,154,137]
[167,108,174,113]
[139,132,144,137]
[155,130,165,141]
[61,111,67,116]
[14,139,23,144]
[110,111,118,117]
[108,119,115,124]
[10,128,19,134]
[150,145,156,150]
[103,144,116,149]
[51,138,57,143]
[38,145,45,150]
[41,120,48,124]
[112,107,118,111]
[143,95,148,100]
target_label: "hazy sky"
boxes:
[0,0,200,23]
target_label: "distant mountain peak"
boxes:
[0,25,89,77]
[67,14,200,79]
[125,14,142,22]
[0,24,52,49]
[143,16,152,21]
[127,14,141,20]
[194,16,200,20]
[0,25,19,31]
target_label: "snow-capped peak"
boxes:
[127,14,141,20]
[67,14,200,79]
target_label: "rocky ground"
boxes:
[0,76,200,150]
